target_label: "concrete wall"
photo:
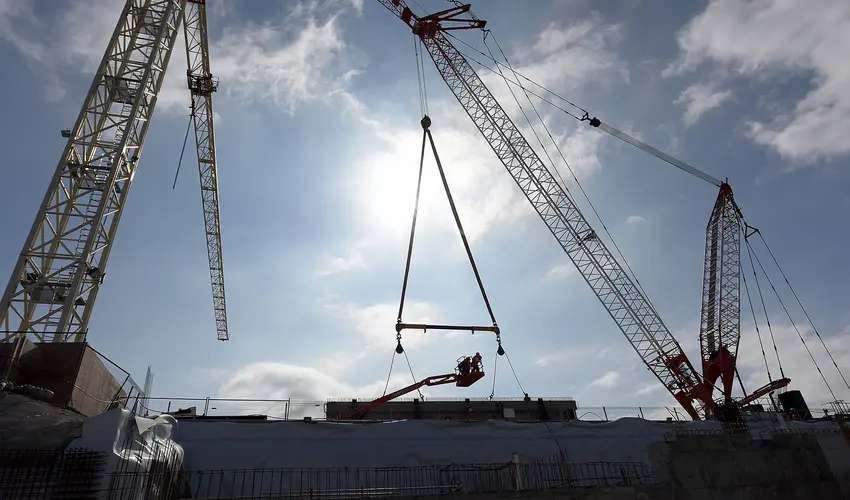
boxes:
[70,346,126,417]
[327,397,578,421]
[2,340,125,417]
[0,336,37,382]
[650,432,845,499]
[10,341,86,407]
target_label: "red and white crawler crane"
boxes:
[376,0,797,420]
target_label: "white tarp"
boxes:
[68,408,184,500]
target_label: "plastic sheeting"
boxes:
[172,416,841,470]
[68,408,184,500]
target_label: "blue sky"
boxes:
[1,0,848,416]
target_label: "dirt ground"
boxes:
[0,392,85,449]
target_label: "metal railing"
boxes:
[130,398,841,424]
[0,447,107,499]
[105,454,655,499]
[135,397,702,422]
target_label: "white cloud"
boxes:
[626,215,647,225]
[589,370,620,389]
[552,126,604,180]
[323,299,465,351]
[212,14,356,114]
[516,17,626,94]
[675,82,732,126]
[217,361,408,418]
[323,16,623,275]
[634,383,663,397]
[348,105,531,248]
[667,0,850,160]
[0,0,45,62]
[544,263,576,281]
[314,241,369,277]
[736,322,850,408]
[0,0,360,115]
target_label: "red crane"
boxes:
[375,0,792,420]
[335,355,485,420]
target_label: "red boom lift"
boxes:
[335,355,485,420]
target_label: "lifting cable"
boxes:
[394,122,503,397]
[172,106,195,189]
[478,31,660,316]
[395,122,503,330]
[744,233,784,379]
[427,124,499,328]
[445,32,723,188]
[740,225,774,381]
[413,35,429,117]
[382,343,425,400]
[382,347,396,397]
[744,235,837,401]
[756,231,850,393]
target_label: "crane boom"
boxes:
[377,1,713,419]
[183,0,229,341]
[1,0,186,342]
[700,184,742,403]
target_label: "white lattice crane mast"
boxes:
[183,0,228,341]
[376,0,715,419]
[1,0,186,343]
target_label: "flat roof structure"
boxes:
[326,396,577,421]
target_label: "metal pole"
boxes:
[511,452,522,491]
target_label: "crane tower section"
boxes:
[377,0,714,419]
[0,0,186,342]
[183,0,228,340]
[699,183,742,403]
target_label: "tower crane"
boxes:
[183,0,229,341]
[376,0,793,420]
[0,0,229,346]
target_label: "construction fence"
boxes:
[137,396,699,422]
[0,447,656,500]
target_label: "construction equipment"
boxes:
[375,0,800,420]
[335,355,485,420]
[0,0,229,343]
[183,0,229,341]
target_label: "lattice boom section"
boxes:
[699,188,741,360]
[0,0,185,342]
[184,0,228,340]
[422,32,705,418]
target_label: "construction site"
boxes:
[1,0,849,499]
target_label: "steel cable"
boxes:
[745,237,836,401]
[757,232,850,393]
[482,32,661,317]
